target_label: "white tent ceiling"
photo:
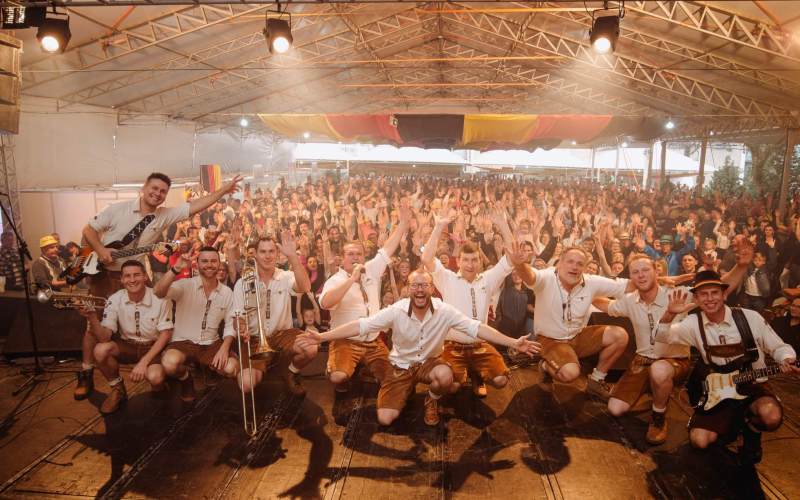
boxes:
[9,0,799,145]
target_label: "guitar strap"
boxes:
[695,307,758,366]
[120,214,157,248]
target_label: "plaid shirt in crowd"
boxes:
[0,245,23,287]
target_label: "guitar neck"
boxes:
[733,363,794,384]
[109,245,155,260]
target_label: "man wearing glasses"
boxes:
[591,243,751,444]
[297,269,540,426]
[319,207,411,393]
[420,204,514,398]
[154,246,237,402]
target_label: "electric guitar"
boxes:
[687,357,800,411]
[61,241,177,285]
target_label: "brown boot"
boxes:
[202,365,221,387]
[179,373,196,402]
[585,376,611,402]
[645,410,668,444]
[284,369,306,397]
[100,381,128,414]
[470,372,487,399]
[424,395,440,425]
[334,380,350,393]
[74,369,95,401]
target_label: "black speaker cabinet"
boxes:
[2,295,85,359]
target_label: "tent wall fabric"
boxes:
[15,97,296,190]
[259,114,672,151]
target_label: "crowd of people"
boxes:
[1,170,800,464]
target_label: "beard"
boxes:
[561,271,581,286]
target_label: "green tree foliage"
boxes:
[705,155,741,196]
[743,142,785,196]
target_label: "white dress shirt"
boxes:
[166,276,234,345]
[319,248,391,339]
[356,298,480,369]
[430,256,512,343]
[224,268,300,338]
[101,287,173,342]
[88,197,190,271]
[656,306,796,379]
[606,285,691,359]
[528,268,628,340]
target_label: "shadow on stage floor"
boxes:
[0,351,798,500]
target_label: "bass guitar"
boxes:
[61,241,177,285]
[687,357,799,411]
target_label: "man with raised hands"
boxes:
[505,241,693,401]
[226,230,315,397]
[421,200,514,398]
[297,268,540,426]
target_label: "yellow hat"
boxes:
[39,236,58,248]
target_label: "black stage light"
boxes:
[37,16,71,54]
[264,18,292,54]
[590,15,619,54]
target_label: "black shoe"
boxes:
[739,424,763,465]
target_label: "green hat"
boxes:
[659,235,673,244]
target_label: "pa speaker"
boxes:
[0,32,21,135]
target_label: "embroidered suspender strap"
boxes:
[120,214,157,247]
[730,307,760,364]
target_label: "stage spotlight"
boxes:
[303,132,310,139]
[240,118,248,127]
[37,16,71,54]
[666,119,675,129]
[590,15,619,54]
[265,18,292,54]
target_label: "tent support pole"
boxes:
[660,140,667,188]
[697,138,708,197]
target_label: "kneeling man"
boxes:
[81,260,173,413]
[297,269,540,426]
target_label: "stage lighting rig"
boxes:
[37,5,71,54]
[589,2,623,54]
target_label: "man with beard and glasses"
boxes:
[74,172,242,402]
[505,242,693,401]
[421,203,514,398]
[154,246,237,402]
[591,240,752,444]
[656,273,799,463]
[227,231,314,397]
[80,260,173,413]
[296,269,540,426]
[318,207,411,394]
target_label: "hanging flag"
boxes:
[200,164,222,193]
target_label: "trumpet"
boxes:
[34,284,107,312]
[235,257,276,437]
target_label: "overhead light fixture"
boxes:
[264,18,292,54]
[240,117,248,127]
[412,164,416,168]
[621,141,628,148]
[571,140,577,145]
[666,119,675,129]
[37,10,71,54]
[113,183,144,188]
[590,15,620,54]
[303,132,310,139]
[709,130,714,136]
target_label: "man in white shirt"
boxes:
[507,241,688,401]
[591,243,751,444]
[421,204,514,398]
[74,172,242,402]
[80,260,173,413]
[154,246,237,403]
[656,271,799,463]
[318,207,410,393]
[297,269,540,427]
[226,231,313,397]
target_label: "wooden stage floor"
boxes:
[0,350,798,500]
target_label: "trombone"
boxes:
[34,283,107,311]
[235,257,276,437]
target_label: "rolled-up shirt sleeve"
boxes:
[358,306,397,340]
[156,298,173,331]
[447,306,480,339]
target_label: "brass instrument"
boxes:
[35,284,107,311]
[235,257,276,437]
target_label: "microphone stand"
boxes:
[0,195,66,396]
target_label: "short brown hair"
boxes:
[145,172,172,188]
[255,235,278,251]
[460,242,480,256]
[628,254,655,269]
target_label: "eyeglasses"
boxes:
[409,283,432,290]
